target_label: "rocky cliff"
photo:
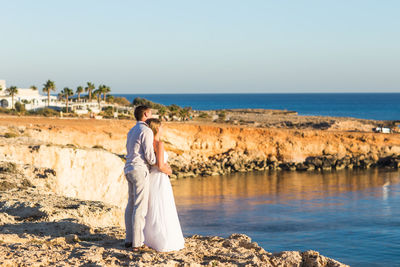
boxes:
[163,123,400,177]
[0,138,127,209]
[2,116,400,178]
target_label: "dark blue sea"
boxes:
[114,93,400,121]
[173,169,400,267]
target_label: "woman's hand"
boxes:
[155,141,172,175]
[164,164,173,176]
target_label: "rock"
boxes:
[302,250,346,267]
[272,251,302,266]
[307,164,315,171]
[0,162,17,173]
[335,163,346,170]
[296,163,308,171]
[233,163,241,171]
[347,164,353,169]
[268,155,278,163]
[322,159,333,170]
[0,213,15,225]
[322,165,332,171]
[65,234,80,243]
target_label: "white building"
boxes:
[0,80,57,110]
[0,80,129,115]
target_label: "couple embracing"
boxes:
[124,105,185,252]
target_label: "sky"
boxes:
[1,0,399,94]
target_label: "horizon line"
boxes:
[110,91,400,95]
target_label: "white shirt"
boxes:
[124,121,156,174]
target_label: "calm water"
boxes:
[172,169,400,267]
[115,93,400,121]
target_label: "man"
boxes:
[124,105,156,250]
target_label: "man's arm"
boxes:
[141,128,156,165]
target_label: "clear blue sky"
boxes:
[1,0,399,93]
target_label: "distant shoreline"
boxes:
[113,93,400,121]
[112,92,400,95]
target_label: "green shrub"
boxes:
[0,108,12,114]
[199,112,210,119]
[217,111,226,121]
[117,113,133,119]
[100,106,114,118]
[15,102,26,113]
[28,108,59,117]
[113,97,132,106]
[4,132,18,138]
[168,104,180,112]
[133,97,164,109]
[158,106,167,117]
[106,95,114,103]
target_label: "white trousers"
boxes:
[124,167,149,247]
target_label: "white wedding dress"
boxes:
[143,151,185,252]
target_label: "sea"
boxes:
[172,169,400,267]
[114,93,400,121]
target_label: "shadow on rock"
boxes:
[0,219,122,248]
[0,220,92,237]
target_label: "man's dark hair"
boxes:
[134,105,150,121]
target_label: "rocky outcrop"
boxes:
[0,162,348,266]
[2,117,400,179]
[159,123,400,177]
[169,151,400,178]
[0,162,124,228]
[0,139,127,208]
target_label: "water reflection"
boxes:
[172,169,400,267]
[172,169,400,206]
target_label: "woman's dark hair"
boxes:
[134,105,150,121]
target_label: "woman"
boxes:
[143,118,185,252]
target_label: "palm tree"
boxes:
[97,84,107,102]
[92,88,103,109]
[76,86,83,102]
[61,87,74,113]
[85,82,95,102]
[30,85,37,90]
[103,86,111,102]
[5,86,18,110]
[43,80,56,107]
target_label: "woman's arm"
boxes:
[155,141,172,175]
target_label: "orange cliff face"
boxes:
[163,123,400,162]
[1,116,400,163]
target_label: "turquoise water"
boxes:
[172,169,400,266]
[115,93,400,121]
